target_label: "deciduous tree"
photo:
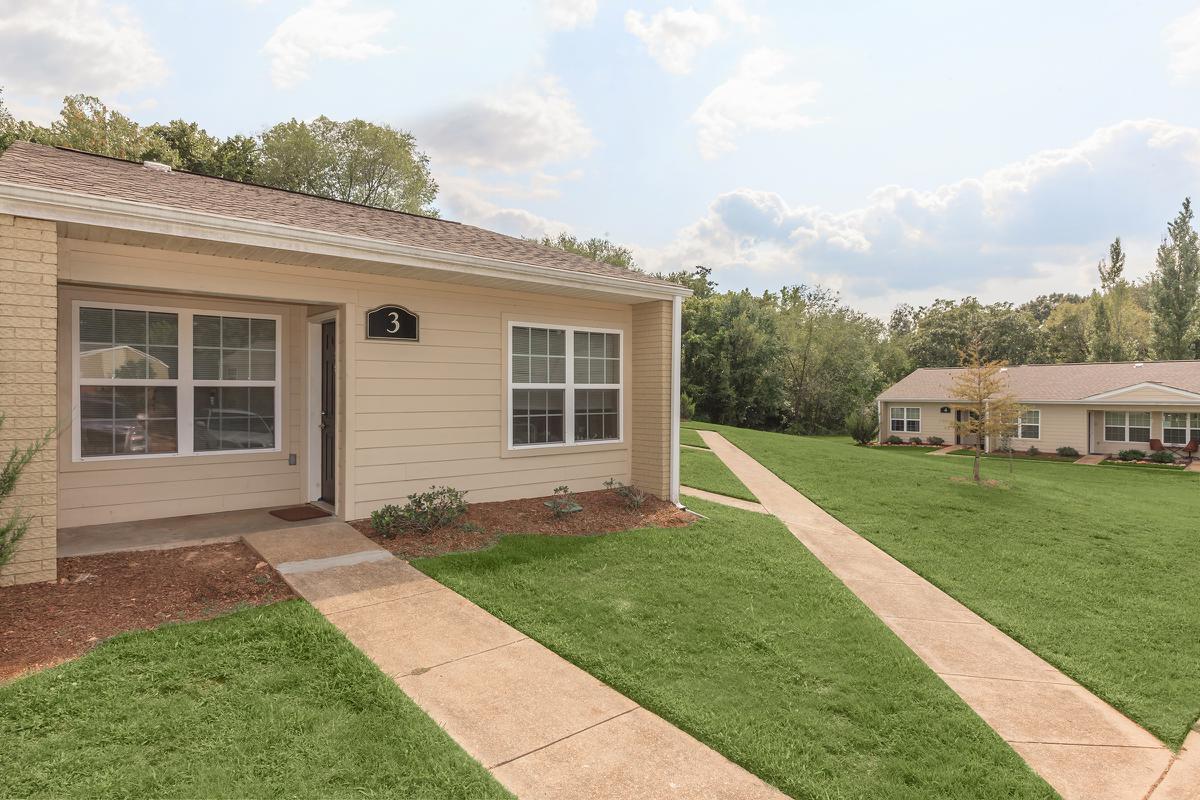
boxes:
[949,342,1022,483]
[538,233,636,270]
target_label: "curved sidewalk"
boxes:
[244,521,785,800]
[697,430,1179,800]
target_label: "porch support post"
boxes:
[0,215,58,585]
[669,295,682,504]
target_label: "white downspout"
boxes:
[669,295,682,504]
[876,399,883,443]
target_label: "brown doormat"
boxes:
[269,505,332,522]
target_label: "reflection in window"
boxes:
[79,385,178,456]
[512,388,565,445]
[574,389,619,441]
[79,307,178,379]
[194,315,277,381]
[194,386,276,451]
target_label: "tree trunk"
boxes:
[973,443,982,482]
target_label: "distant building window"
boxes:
[1163,412,1200,445]
[890,406,920,433]
[1104,411,1150,443]
[1017,409,1040,440]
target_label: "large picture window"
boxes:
[890,406,920,433]
[74,302,281,460]
[1104,411,1151,443]
[1162,412,1200,445]
[509,323,621,448]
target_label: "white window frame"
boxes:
[1103,410,1151,444]
[72,299,283,462]
[1162,412,1200,445]
[889,406,921,433]
[1017,409,1040,440]
[506,320,623,451]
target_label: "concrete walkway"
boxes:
[696,430,1176,800]
[680,486,770,514]
[927,444,959,456]
[1074,454,1107,465]
[244,521,784,800]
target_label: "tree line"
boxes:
[3,91,1199,436]
[660,198,1200,434]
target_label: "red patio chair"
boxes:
[1184,440,1199,461]
[1150,438,1165,452]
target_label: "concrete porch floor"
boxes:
[58,506,336,558]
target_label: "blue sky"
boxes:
[3,0,1200,314]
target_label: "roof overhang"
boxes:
[0,181,691,303]
[1082,381,1200,401]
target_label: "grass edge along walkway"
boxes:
[696,428,1173,800]
[416,498,1058,800]
[0,600,511,800]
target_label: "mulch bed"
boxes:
[0,542,293,682]
[353,489,697,559]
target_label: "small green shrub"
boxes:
[370,485,468,537]
[844,405,879,446]
[604,478,647,509]
[1026,446,1040,457]
[909,436,923,445]
[545,485,582,516]
[1056,446,1079,458]
[1149,450,1176,464]
[680,392,696,421]
[885,435,903,445]
[927,436,945,446]
[1118,449,1146,462]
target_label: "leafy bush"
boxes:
[0,414,55,569]
[604,478,647,509]
[545,485,582,516]
[370,485,468,537]
[844,405,879,446]
[909,436,923,445]
[927,436,945,446]
[885,435,903,445]
[1056,446,1079,458]
[1149,450,1176,464]
[1118,449,1146,462]
[680,391,696,421]
[1026,446,1040,457]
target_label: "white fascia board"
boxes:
[0,182,692,302]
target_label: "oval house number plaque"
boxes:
[366,305,419,341]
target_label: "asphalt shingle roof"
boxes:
[879,361,1200,402]
[0,141,679,290]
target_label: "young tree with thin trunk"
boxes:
[1150,199,1200,359]
[949,341,1022,483]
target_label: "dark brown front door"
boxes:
[320,320,336,504]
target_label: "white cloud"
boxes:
[262,0,395,89]
[539,0,598,30]
[417,76,595,172]
[624,1,762,74]
[438,176,573,239]
[0,0,166,98]
[1164,7,1200,82]
[691,48,821,158]
[624,6,724,74]
[642,119,1200,311]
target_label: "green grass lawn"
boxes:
[415,499,1055,799]
[680,427,710,448]
[679,446,757,501]
[0,601,510,799]
[688,421,1200,749]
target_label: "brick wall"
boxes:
[631,300,672,499]
[0,215,58,585]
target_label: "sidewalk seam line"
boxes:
[488,706,641,770]
[391,635,529,679]
[321,584,446,616]
[1006,740,1165,750]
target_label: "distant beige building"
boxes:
[0,142,689,585]
[878,362,1200,453]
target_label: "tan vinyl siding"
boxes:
[57,237,651,523]
[0,215,57,585]
[1005,405,1087,453]
[881,402,955,444]
[56,285,306,527]
[1094,386,1197,403]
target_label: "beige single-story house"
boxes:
[878,361,1200,453]
[0,141,690,586]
